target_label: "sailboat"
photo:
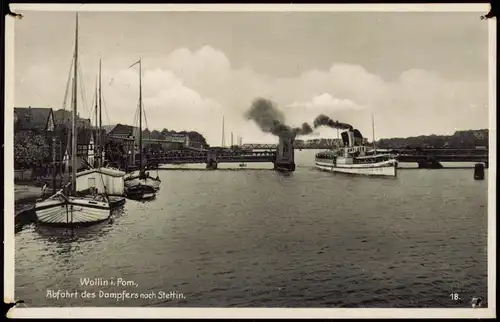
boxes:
[35,13,112,226]
[124,58,161,200]
[75,59,127,207]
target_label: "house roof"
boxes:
[14,107,53,130]
[76,167,126,178]
[108,124,140,138]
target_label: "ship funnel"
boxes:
[340,130,356,147]
[348,131,355,147]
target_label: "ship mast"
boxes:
[221,114,225,148]
[98,59,103,167]
[372,113,376,152]
[94,76,98,167]
[129,58,142,173]
[71,13,79,196]
[139,58,143,173]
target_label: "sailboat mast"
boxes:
[372,113,376,152]
[98,59,103,167]
[231,132,233,147]
[139,58,143,172]
[221,114,225,147]
[71,13,79,195]
[94,77,98,167]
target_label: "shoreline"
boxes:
[14,183,43,232]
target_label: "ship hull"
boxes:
[124,176,161,191]
[315,160,397,177]
[35,195,111,226]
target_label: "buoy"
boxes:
[474,163,485,180]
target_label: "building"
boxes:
[164,133,189,145]
[53,109,92,129]
[108,124,190,151]
[55,128,106,170]
[14,107,56,133]
[107,124,137,168]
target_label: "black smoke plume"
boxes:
[294,122,313,136]
[313,114,353,131]
[245,98,314,137]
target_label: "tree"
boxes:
[142,128,151,138]
[14,131,50,169]
[150,130,162,140]
[160,128,170,137]
[376,129,489,149]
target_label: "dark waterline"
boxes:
[15,151,488,308]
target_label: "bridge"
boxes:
[147,150,277,165]
[241,143,332,150]
[143,133,296,171]
[138,144,488,171]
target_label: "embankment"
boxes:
[14,184,42,232]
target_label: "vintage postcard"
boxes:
[4,3,496,319]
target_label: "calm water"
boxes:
[15,150,489,308]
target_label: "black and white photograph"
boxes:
[4,3,496,319]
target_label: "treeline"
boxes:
[376,129,489,149]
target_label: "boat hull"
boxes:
[124,185,157,200]
[315,160,397,177]
[108,196,126,208]
[124,176,161,191]
[35,195,111,226]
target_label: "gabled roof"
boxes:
[108,124,139,138]
[14,107,53,131]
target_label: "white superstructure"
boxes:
[314,129,398,177]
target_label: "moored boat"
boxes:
[124,171,161,191]
[123,58,161,199]
[36,190,111,226]
[35,13,112,226]
[124,183,156,200]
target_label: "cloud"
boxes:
[287,93,365,112]
[15,45,488,145]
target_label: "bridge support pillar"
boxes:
[274,133,296,172]
[206,150,219,170]
[206,161,218,170]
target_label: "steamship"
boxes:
[315,129,398,177]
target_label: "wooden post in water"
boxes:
[474,163,485,180]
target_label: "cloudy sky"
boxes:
[14,10,489,145]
